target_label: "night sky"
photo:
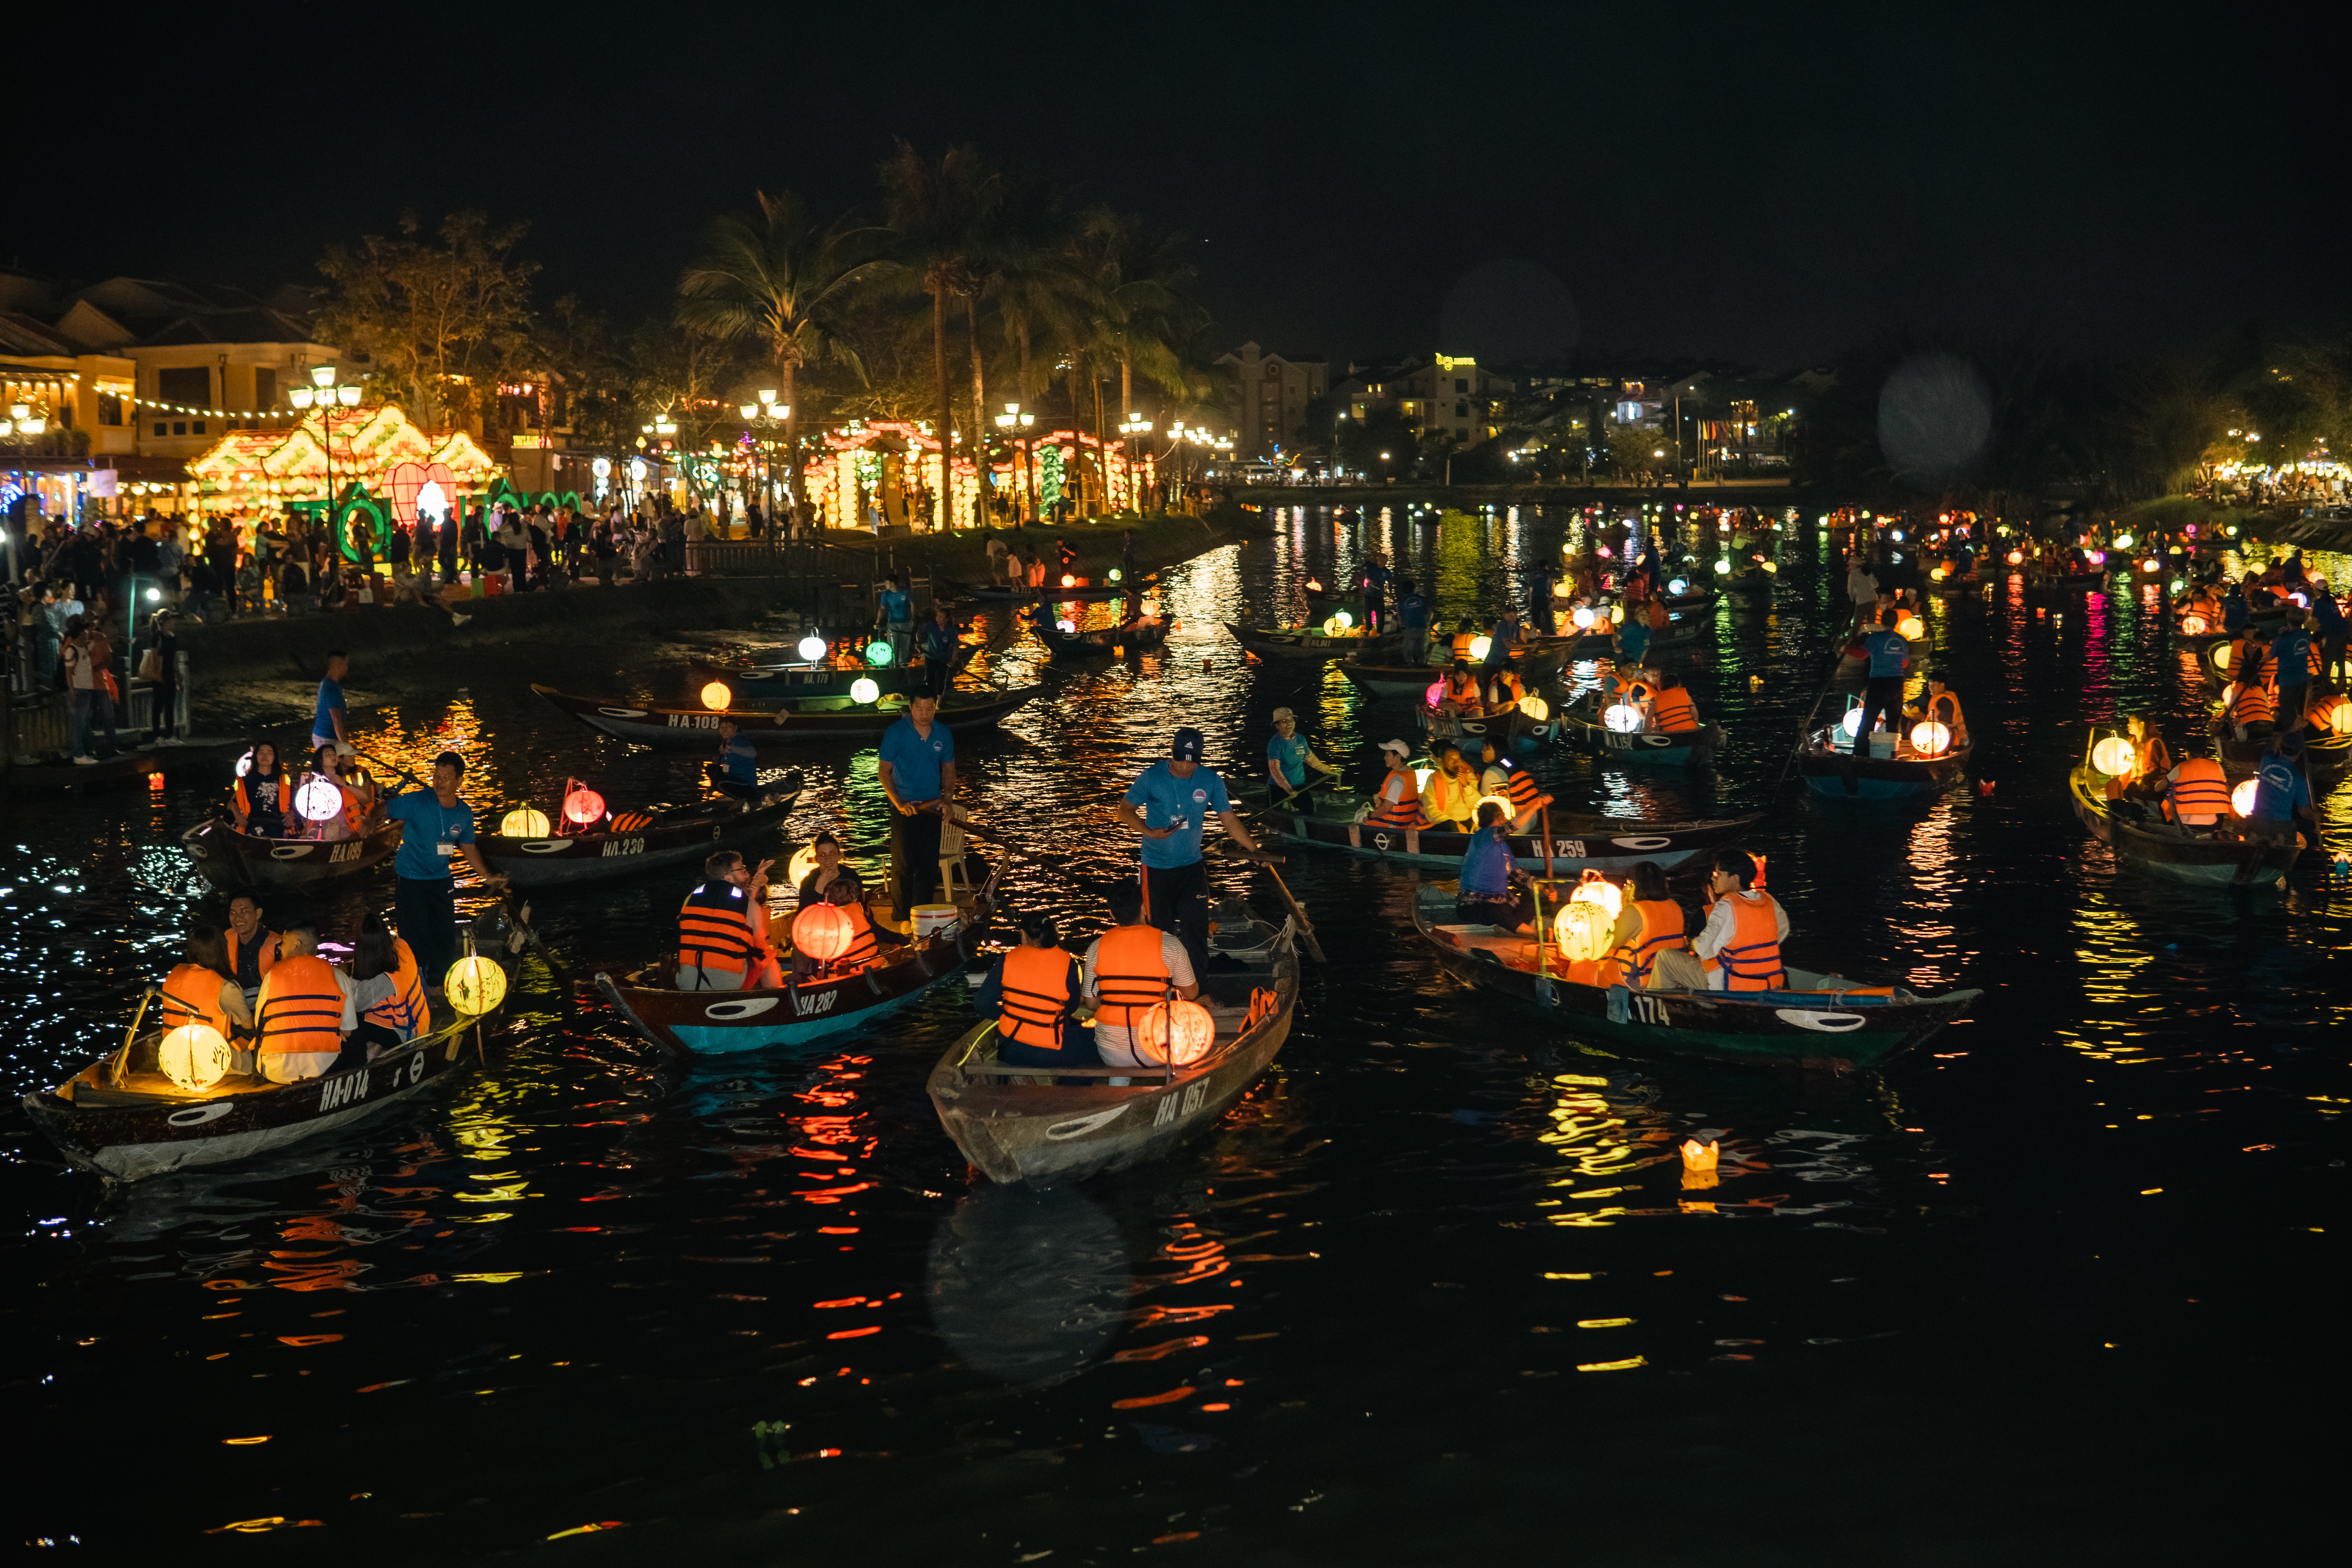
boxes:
[18,4,2345,372]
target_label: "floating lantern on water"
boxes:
[850,677,880,704]
[445,955,508,1015]
[501,806,550,837]
[1909,720,1952,757]
[564,787,605,826]
[701,682,733,711]
[158,1024,231,1092]
[2092,736,2137,775]
[797,634,827,662]
[1134,998,1215,1066]
[1305,578,1323,592]
[294,777,344,823]
[2232,778,2260,817]
[1604,703,1643,733]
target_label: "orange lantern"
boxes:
[700,681,732,711]
[791,903,854,962]
[2007,550,2024,565]
[1909,720,1953,757]
[563,786,606,826]
[2181,613,2209,635]
[1060,573,1078,588]
[1134,998,1216,1067]
[2231,779,2259,818]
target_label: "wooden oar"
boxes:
[1218,841,1325,963]
[503,891,575,1013]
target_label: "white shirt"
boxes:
[1693,889,1789,961]
[1081,930,1197,1067]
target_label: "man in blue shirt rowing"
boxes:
[1118,726,1265,978]
[379,750,507,997]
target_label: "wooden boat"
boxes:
[944,575,1151,603]
[1340,659,1450,699]
[1558,699,1724,769]
[182,813,406,889]
[22,906,529,1181]
[2215,719,2352,789]
[597,874,1000,1054]
[1411,883,1978,1069]
[1033,612,1174,661]
[534,682,1040,747]
[2,750,163,794]
[2023,568,2109,595]
[1223,621,1395,661]
[2067,763,2299,886]
[926,905,1300,1185]
[1241,786,1761,873]
[1797,725,1972,800]
[1421,699,1553,751]
[687,642,975,697]
[476,775,805,887]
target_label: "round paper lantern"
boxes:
[500,806,551,837]
[234,749,254,779]
[787,844,819,886]
[1476,793,1515,822]
[1897,615,1925,640]
[1517,694,1550,720]
[1929,566,1947,583]
[850,677,880,704]
[1713,559,1731,575]
[158,1023,231,1092]
[792,902,855,963]
[2181,613,2209,635]
[1841,708,1864,739]
[1055,617,1077,634]
[1909,720,1953,757]
[1321,615,1347,636]
[865,641,893,667]
[1552,900,1612,963]
[1667,577,1688,595]
[797,634,827,662]
[2113,532,2133,548]
[701,681,733,711]
[2232,778,2259,818]
[1604,703,1643,733]
[445,955,508,1015]
[1425,681,1444,706]
[1108,568,1123,583]
[2091,736,2137,775]
[563,787,605,826]
[2328,700,2352,737]
[1331,610,1354,631]
[1572,606,1595,630]
[1469,635,1493,661]
[1134,998,1216,1067]
[2007,550,2024,565]
[1060,573,1077,588]
[1569,873,1623,918]
[2211,643,2234,671]
[1141,599,1160,617]
[294,777,345,823]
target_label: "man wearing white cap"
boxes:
[1118,726,1263,979]
[1362,739,1428,830]
[1265,707,1336,811]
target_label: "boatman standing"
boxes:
[2238,731,2316,878]
[878,693,956,925]
[1266,706,1337,809]
[1397,576,1431,665]
[1854,608,1911,746]
[312,650,351,754]
[1117,726,1264,980]
[381,750,507,999]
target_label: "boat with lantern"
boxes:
[1557,693,1724,769]
[687,639,976,698]
[1410,882,1978,1069]
[944,573,1154,603]
[925,901,1300,1185]
[475,774,807,888]
[181,812,407,889]
[1420,694,1556,751]
[595,867,1001,1055]
[1032,608,1175,661]
[533,682,1041,747]
[1222,621,1396,661]
[1239,783,1760,873]
[2068,734,2301,886]
[21,905,530,1181]
[1796,717,1972,800]
[2213,707,2352,786]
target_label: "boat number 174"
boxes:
[1629,993,1670,1026]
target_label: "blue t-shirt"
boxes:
[2223,594,2249,633]
[1267,732,1313,790]
[313,677,345,740]
[2311,592,2345,634]
[878,587,913,628]
[717,732,758,786]
[2251,753,2312,821]
[879,715,954,802]
[1363,561,1390,595]
[1863,630,1911,678]
[1617,619,1652,661]
[1126,761,1230,870]
[385,787,476,881]
[1399,591,1430,630]
[918,621,956,662]
[1460,825,1515,896]
[2271,627,2314,685]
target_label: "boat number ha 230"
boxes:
[666,713,722,730]
[599,838,647,858]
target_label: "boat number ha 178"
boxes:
[599,838,647,858]
[666,713,723,730]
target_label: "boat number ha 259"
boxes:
[666,713,723,730]
[1551,839,1587,858]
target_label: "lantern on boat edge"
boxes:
[2007,550,2024,565]
[1604,703,1643,733]
[2181,613,2209,635]
[1134,997,1215,1067]
[1517,694,1550,721]
[1468,635,1493,661]
[1060,573,1078,588]
[158,1023,231,1093]
[797,634,827,662]
[1841,707,1864,740]
[444,955,507,1015]
[501,806,551,837]
[1897,614,1925,640]
[792,902,855,962]
[787,844,819,887]
[1569,870,1623,919]
[865,640,894,668]
[850,677,881,704]
[1475,793,1515,823]
[1909,720,1953,757]
[2232,778,2259,818]
[1141,599,1160,618]
[1305,577,1323,592]
[2211,643,2234,672]
[1667,577,1688,595]
[1108,568,1123,583]
[1056,617,1077,634]
[2325,697,2352,736]
[1713,559,1731,575]
[1552,899,1612,962]
[1425,681,1445,707]
[1572,606,1595,630]
[1681,1136,1721,1190]
[563,787,605,826]
[1331,610,1354,631]
[2091,736,2137,776]
[700,681,733,711]
[294,777,344,823]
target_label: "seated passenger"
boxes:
[347,913,429,1062]
[158,921,255,1043]
[792,871,903,984]
[223,893,281,1013]
[1478,737,1552,832]
[1422,743,1481,832]
[2162,753,2232,827]
[254,919,356,1083]
[1364,739,1429,829]
[1648,668,1703,733]
[1082,882,1199,1071]
[1695,850,1789,992]
[1484,658,1525,714]
[1454,800,1533,931]
[232,740,291,838]
[977,910,1100,1068]
[1606,860,1697,990]
[795,831,851,906]
[1439,659,1481,715]
[677,850,784,991]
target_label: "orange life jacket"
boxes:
[1615,900,1686,987]
[835,900,882,970]
[224,927,280,990]
[2309,693,2351,735]
[1443,669,1481,705]
[2167,757,2232,822]
[678,881,764,979]
[1366,765,1428,829]
[1651,688,1700,733]
[1093,924,1172,1032]
[1646,599,1668,630]
[2231,681,2274,727]
[362,938,429,1041]
[255,953,345,1057]
[1708,892,1786,991]
[1450,632,1475,662]
[998,944,1075,1049]
[1492,762,1543,813]
[236,770,292,827]
[1486,669,1523,706]
[160,962,232,1040]
[338,770,373,836]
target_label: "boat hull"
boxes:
[2067,766,2299,885]
[477,779,803,887]
[1562,711,1722,768]
[1244,790,1759,873]
[182,817,406,889]
[1035,618,1172,661]
[1798,730,1970,799]
[535,683,1039,746]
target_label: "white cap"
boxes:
[1271,706,1296,723]
[1380,738,1410,755]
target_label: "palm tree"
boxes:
[878,142,1003,528]
[676,190,882,517]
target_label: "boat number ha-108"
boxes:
[665,713,723,730]
[599,838,647,858]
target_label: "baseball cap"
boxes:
[1171,727,1205,761]
[1380,738,1410,755]
[1270,706,1296,724]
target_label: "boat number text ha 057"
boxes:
[599,838,647,858]
[665,713,723,730]
[1152,1081,1208,1127]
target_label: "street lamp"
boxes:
[740,391,791,539]
[995,402,1036,521]
[289,365,364,557]
[1118,412,1153,514]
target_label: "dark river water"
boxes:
[6,506,2345,1561]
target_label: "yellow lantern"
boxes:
[1909,720,1953,757]
[2211,642,2234,671]
[445,955,508,1015]
[1569,872,1622,919]
[1680,1136,1719,1172]
[500,806,550,837]
[850,677,880,704]
[2232,778,2260,817]
[2091,736,2136,776]
[158,1024,232,1092]
[787,844,819,887]
[2327,698,2352,736]
[2181,613,2209,635]
[1552,900,1612,961]
[1517,694,1550,720]
[1896,614,1925,640]
[1929,566,1947,582]
[1475,793,1516,823]
[700,681,733,711]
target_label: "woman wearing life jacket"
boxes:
[976,910,1097,1068]
[1440,660,1482,715]
[677,849,783,991]
[348,913,430,1059]
[302,743,371,840]
[1422,744,1482,832]
[1484,660,1525,714]
[1448,617,1478,664]
[158,921,254,1042]
[1083,882,1199,1071]
[1648,669,1702,734]
[233,740,292,837]
[2227,654,2275,740]
[792,871,904,984]
[1604,861,1691,990]
[1695,849,1789,992]
[253,919,354,1083]
[1364,740,1429,829]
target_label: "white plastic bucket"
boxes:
[913,903,961,939]
[1867,731,1897,759]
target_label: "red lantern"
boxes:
[1134,998,1216,1067]
[563,786,605,826]
[791,903,854,963]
